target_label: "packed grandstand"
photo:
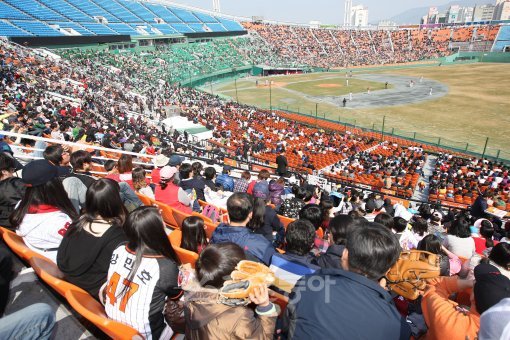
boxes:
[0,0,510,339]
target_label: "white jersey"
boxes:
[105,245,180,340]
[16,206,72,262]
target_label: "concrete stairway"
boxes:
[411,154,437,202]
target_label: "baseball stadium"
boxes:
[0,0,509,338]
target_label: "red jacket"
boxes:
[155,183,192,214]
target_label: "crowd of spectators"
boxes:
[1,28,510,339]
[430,153,510,209]
[325,143,425,197]
[243,23,500,68]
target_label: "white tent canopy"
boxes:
[161,116,213,141]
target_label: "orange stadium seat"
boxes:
[29,256,83,298]
[1,227,47,262]
[65,288,143,340]
[278,215,295,230]
[168,229,199,267]
[153,201,179,228]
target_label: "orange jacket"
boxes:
[421,277,480,340]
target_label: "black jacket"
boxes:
[57,225,127,298]
[470,195,488,219]
[0,177,25,228]
[255,206,284,242]
[276,154,288,174]
[314,244,344,269]
[286,268,411,340]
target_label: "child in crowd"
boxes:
[417,234,461,276]
[132,167,154,199]
[180,216,208,254]
[182,243,277,338]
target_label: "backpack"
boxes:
[203,204,220,223]
[253,180,270,199]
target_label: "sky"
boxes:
[171,0,452,24]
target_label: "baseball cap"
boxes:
[168,155,184,166]
[474,218,492,230]
[223,165,232,171]
[153,154,170,168]
[160,166,178,180]
[474,263,510,314]
[22,160,59,187]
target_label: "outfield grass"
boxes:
[211,63,510,158]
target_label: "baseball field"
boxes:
[210,63,510,159]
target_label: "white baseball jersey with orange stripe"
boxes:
[104,245,180,340]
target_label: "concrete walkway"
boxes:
[5,245,93,339]
[411,154,437,202]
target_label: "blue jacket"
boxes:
[210,224,276,265]
[215,174,234,192]
[287,268,411,340]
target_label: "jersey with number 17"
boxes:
[104,245,180,340]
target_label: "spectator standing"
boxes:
[276,151,288,176]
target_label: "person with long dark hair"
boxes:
[417,234,461,276]
[104,206,181,339]
[443,217,476,259]
[315,215,357,269]
[11,160,78,262]
[487,243,510,279]
[247,197,266,234]
[57,179,128,298]
[473,220,499,255]
[180,216,208,254]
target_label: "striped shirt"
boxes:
[269,253,320,294]
[104,245,180,339]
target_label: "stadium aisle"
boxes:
[411,155,437,201]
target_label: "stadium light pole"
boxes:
[381,115,386,141]
[269,81,272,111]
[234,77,239,102]
[315,103,318,127]
[481,137,489,159]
